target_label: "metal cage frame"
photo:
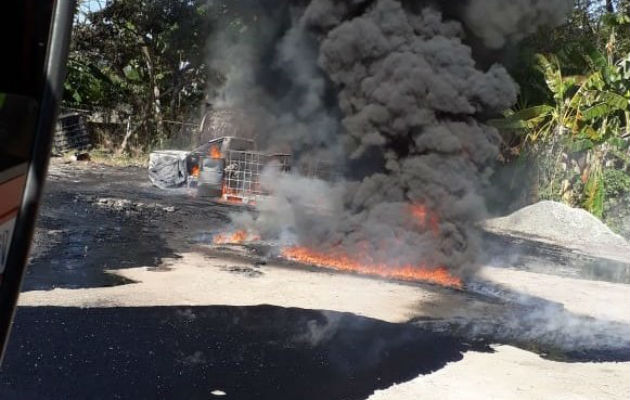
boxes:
[221,150,291,204]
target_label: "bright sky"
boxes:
[83,0,104,13]
[76,0,104,23]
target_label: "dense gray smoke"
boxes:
[210,0,568,278]
[463,0,573,48]
[207,1,341,161]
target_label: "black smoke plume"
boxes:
[208,0,570,278]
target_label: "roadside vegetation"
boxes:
[63,0,211,154]
[492,1,630,236]
[84,148,148,167]
[63,0,630,236]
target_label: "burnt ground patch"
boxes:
[23,191,178,290]
[23,162,232,291]
[0,305,487,400]
[411,279,630,364]
[482,231,630,284]
[411,313,630,364]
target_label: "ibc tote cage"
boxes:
[221,150,291,204]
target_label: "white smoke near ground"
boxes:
[459,281,630,354]
[292,311,344,346]
[207,0,568,278]
[230,167,347,247]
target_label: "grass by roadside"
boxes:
[62,148,149,167]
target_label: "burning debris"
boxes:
[212,230,259,245]
[150,135,293,205]
[282,246,462,288]
[206,0,571,285]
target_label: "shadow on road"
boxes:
[0,305,486,400]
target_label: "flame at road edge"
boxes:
[281,246,463,289]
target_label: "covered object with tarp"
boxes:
[148,150,189,189]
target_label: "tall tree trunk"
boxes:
[141,45,164,144]
[116,117,133,156]
[606,0,615,13]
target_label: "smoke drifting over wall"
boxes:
[209,0,569,277]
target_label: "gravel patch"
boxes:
[484,201,630,263]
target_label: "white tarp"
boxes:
[148,150,189,189]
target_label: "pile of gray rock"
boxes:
[483,201,630,264]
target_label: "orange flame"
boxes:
[410,204,440,236]
[281,246,462,289]
[213,230,259,244]
[211,203,459,288]
[209,145,222,159]
[191,165,200,177]
[221,184,245,204]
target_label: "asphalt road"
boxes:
[0,161,627,399]
[0,162,477,399]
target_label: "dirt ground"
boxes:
[7,159,630,400]
[367,345,628,400]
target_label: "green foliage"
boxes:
[604,168,630,196]
[63,56,116,106]
[603,167,630,236]
[122,65,142,82]
[64,0,211,152]
[495,3,630,235]
[583,165,606,217]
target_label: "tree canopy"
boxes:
[65,0,210,150]
[493,0,630,234]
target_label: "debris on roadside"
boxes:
[71,152,91,162]
[74,194,178,216]
[219,264,264,278]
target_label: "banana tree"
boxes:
[491,51,630,216]
[493,54,628,141]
